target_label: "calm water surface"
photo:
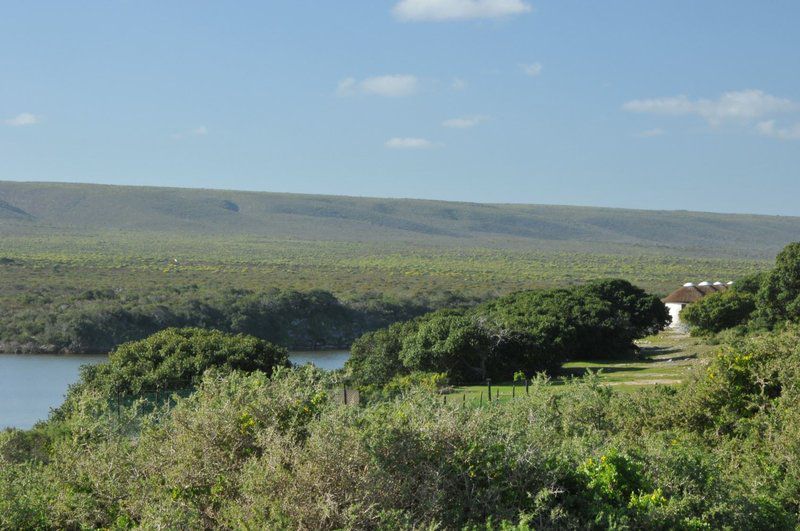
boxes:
[0,350,349,429]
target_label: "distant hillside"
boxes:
[0,198,32,220]
[1,180,798,258]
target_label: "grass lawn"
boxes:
[451,330,717,403]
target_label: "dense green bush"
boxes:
[481,279,669,360]
[349,279,669,385]
[731,271,767,295]
[0,287,440,354]
[681,289,756,334]
[65,327,289,398]
[757,242,800,325]
[5,343,800,530]
[677,324,800,435]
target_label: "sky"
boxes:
[1,1,799,215]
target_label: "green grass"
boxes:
[453,331,715,402]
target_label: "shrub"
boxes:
[681,290,756,334]
[348,279,669,385]
[62,327,289,402]
[757,242,800,325]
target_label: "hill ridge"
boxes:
[1,180,798,258]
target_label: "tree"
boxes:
[347,280,668,385]
[731,272,766,296]
[399,310,491,382]
[681,290,756,334]
[72,327,289,396]
[757,242,800,325]
[348,320,417,386]
[580,279,671,338]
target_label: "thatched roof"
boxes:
[662,284,727,304]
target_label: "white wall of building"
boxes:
[666,302,687,329]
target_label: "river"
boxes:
[0,350,350,430]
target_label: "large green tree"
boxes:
[757,242,800,325]
[348,279,669,385]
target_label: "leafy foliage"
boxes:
[757,242,800,325]
[681,290,756,334]
[6,327,800,529]
[677,242,800,335]
[66,327,289,398]
[0,286,439,354]
[349,279,669,385]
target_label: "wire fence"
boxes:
[440,378,535,407]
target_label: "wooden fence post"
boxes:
[526,378,530,396]
[487,379,492,402]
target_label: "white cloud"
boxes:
[451,77,467,91]
[622,90,798,125]
[521,62,542,77]
[362,75,419,97]
[636,128,666,138]
[385,137,435,149]
[172,126,209,139]
[4,113,40,126]
[336,77,358,97]
[337,75,419,98]
[442,115,487,128]
[393,0,532,21]
[756,120,800,140]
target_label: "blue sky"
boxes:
[2,1,799,215]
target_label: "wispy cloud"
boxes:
[451,78,467,91]
[4,113,40,126]
[393,0,532,21]
[385,137,435,149]
[336,78,358,97]
[520,62,542,77]
[337,75,419,98]
[622,90,798,126]
[756,120,800,140]
[172,126,209,139]
[442,115,487,128]
[635,128,666,138]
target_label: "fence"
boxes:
[439,378,534,407]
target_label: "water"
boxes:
[290,350,350,371]
[0,350,350,430]
[0,353,107,430]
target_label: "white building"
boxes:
[662,281,732,329]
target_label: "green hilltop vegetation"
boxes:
[0,180,796,353]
